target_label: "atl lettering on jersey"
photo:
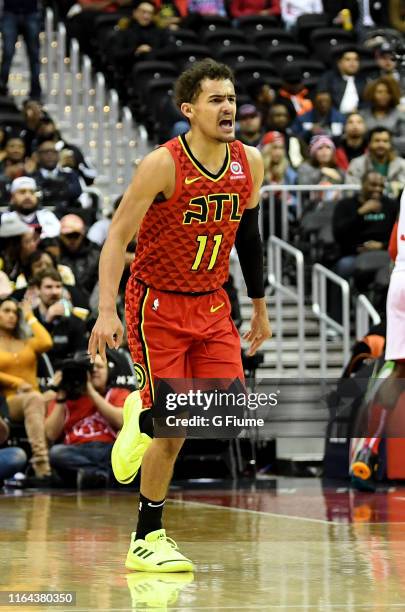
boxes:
[131,135,253,293]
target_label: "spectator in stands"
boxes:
[0,412,28,484]
[66,0,133,59]
[0,298,53,479]
[111,1,171,72]
[246,79,276,125]
[0,214,37,287]
[334,112,368,171]
[45,354,130,488]
[229,0,280,18]
[235,104,263,147]
[294,90,346,141]
[346,126,405,198]
[297,135,344,196]
[266,101,305,168]
[281,0,322,29]
[318,46,367,114]
[33,119,97,186]
[58,214,100,299]
[261,131,297,186]
[3,177,60,241]
[188,0,227,17]
[374,43,405,93]
[0,1,42,100]
[0,136,36,181]
[362,76,405,153]
[31,140,83,216]
[31,269,87,368]
[278,65,313,117]
[22,99,49,156]
[332,171,397,281]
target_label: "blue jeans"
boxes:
[0,12,42,98]
[49,442,113,483]
[0,447,27,481]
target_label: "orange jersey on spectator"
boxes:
[131,135,253,293]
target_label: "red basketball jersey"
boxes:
[131,134,253,293]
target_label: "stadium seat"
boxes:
[146,78,176,120]
[266,44,309,72]
[252,29,296,56]
[233,61,279,88]
[217,46,262,67]
[169,28,199,46]
[197,15,232,32]
[173,45,212,70]
[131,61,178,96]
[290,59,326,88]
[310,28,357,65]
[203,28,247,50]
[295,13,329,48]
[237,15,279,36]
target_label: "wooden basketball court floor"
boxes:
[2,479,405,611]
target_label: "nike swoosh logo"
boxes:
[185,176,202,185]
[210,302,225,313]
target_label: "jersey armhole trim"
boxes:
[237,141,254,193]
[157,140,183,206]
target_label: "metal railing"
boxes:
[42,8,139,203]
[260,184,361,243]
[268,236,305,375]
[312,263,351,378]
[356,294,382,340]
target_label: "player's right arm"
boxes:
[88,147,175,361]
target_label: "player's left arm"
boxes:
[235,145,272,356]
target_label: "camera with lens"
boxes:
[56,353,93,400]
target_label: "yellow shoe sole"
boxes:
[125,555,194,573]
[111,391,152,484]
[351,461,372,480]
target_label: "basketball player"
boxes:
[351,188,405,487]
[88,59,272,572]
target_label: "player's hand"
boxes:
[243,311,272,356]
[88,311,124,363]
[357,199,381,215]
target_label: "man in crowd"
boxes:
[335,112,368,170]
[31,140,84,215]
[45,354,130,489]
[346,126,405,198]
[278,64,312,117]
[333,171,398,282]
[266,101,304,168]
[236,104,263,147]
[318,46,368,114]
[57,214,100,300]
[280,0,322,29]
[3,177,60,240]
[294,90,346,141]
[0,0,42,99]
[32,269,88,368]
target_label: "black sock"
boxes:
[139,408,154,438]
[136,493,165,540]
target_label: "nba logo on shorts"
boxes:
[230,161,245,179]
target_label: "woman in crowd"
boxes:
[0,298,53,479]
[362,75,405,153]
[0,135,36,180]
[297,135,344,195]
[0,215,38,288]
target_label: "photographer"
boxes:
[45,353,131,489]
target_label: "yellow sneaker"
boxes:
[125,529,194,573]
[126,571,194,610]
[111,391,152,484]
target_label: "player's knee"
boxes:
[156,437,185,459]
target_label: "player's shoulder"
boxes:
[241,143,263,184]
[137,145,175,177]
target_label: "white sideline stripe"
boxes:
[169,498,333,524]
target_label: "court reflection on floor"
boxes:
[1,490,405,609]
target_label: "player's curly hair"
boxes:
[174,58,235,109]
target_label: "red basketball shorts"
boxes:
[125,277,244,408]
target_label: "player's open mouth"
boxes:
[219,119,233,132]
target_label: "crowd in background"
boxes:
[0,0,405,488]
